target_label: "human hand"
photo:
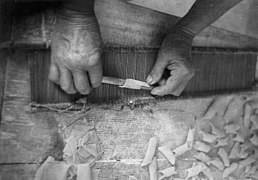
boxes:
[49,9,103,94]
[146,29,195,96]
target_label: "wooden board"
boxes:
[4,0,258,49]
[29,48,257,104]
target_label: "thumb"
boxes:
[146,57,168,85]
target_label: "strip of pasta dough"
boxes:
[77,164,92,180]
[209,122,225,138]
[159,166,177,180]
[194,141,212,153]
[148,157,158,180]
[158,146,175,165]
[222,163,238,178]
[218,148,230,167]
[34,156,55,180]
[141,137,158,167]
[199,131,217,143]
[210,157,224,170]
[202,96,234,120]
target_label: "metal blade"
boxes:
[119,78,151,90]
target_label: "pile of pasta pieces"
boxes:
[141,95,258,180]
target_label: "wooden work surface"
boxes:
[1,49,258,180]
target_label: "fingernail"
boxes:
[146,76,153,84]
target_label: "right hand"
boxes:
[49,10,103,95]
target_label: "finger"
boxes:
[146,54,168,85]
[73,71,92,95]
[88,60,103,88]
[59,67,76,94]
[151,69,194,96]
[48,63,60,84]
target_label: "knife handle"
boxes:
[102,76,125,86]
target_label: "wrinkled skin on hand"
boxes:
[49,13,103,95]
[146,30,195,96]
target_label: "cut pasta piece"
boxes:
[158,146,175,165]
[129,176,138,180]
[224,124,240,134]
[239,143,252,159]
[210,157,224,171]
[222,163,238,178]
[141,137,158,167]
[185,162,207,179]
[186,127,196,146]
[250,115,258,130]
[77,164,92,180]
[148,157,158,180]
[229,142,240,159]
[215,137,228,147]
[232,133,244,143]
[194,152,211,165]
[199,131,217,143]
[244,103,253,129]
[202,169,214,180]
[194,141,212,153]
[218,148,230,167]
[159,166,177,180]
[172,143,191,157]
[202,96,234,120]
[250,133,258,146]
[209,122,225,138]
[239,155,256,169]
[245,163,258,177]
[245,165,252,174]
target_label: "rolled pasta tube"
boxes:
[159,166,177,180]
[222,163,238,178]
[215,137,228,147]
[250,133,258,146]
[185,162,207,179]
[158,146,175,165]
[194,141,212,153]
[244,103,253,129]
[218,148,230,167]
[199,131,217,143]
[210,157,224,171]
[148,157,158,180]
[141,137,158,167]
[232,133,244,143]
[172,143,191,157]
[77,164,92,180]
[194,152,211,165]
[224,124,240,134]
[239,155,256,169]
[229,142,240,159]
[209,122,225,138]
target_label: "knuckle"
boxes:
[88,53,101,66]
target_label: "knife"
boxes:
[102,76,153,90]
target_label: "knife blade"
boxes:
[102,76,153,90]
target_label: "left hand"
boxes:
[146,29,195,96]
